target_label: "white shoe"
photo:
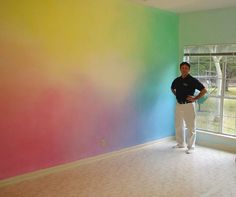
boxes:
[187,146,195,150]
[185,149,193,154]
[172,144,185,148]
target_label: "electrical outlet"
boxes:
[100,139,107,147]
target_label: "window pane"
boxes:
[198,56,211,76]
[223,99,236,135]
[190,57,219,97]
[196,97,221,133]
[225,63,236,98]
[188,56,199,76]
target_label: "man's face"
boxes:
[180,64,190,76]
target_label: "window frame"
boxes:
[183,45,236,137]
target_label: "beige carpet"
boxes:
[0,141,236,197]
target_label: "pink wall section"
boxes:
[0,71,139,179]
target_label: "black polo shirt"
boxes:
[171,74,205,103]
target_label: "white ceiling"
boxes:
[132,0,236,13]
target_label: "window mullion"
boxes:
[219,60,226,134]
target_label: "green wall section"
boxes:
[179,6,236,58]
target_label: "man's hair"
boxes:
[180,62,190,69]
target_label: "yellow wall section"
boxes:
[0,0,150,103]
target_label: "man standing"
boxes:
[171,62,207,154]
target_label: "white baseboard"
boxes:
[0,136,174,188]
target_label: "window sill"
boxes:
[196,130,236,153]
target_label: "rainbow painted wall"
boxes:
[0,0,178,179]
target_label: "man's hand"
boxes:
[187,95,196,102]
[187,88,207,102]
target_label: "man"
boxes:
[171,62,207,154]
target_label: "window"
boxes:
[184,44,236,136]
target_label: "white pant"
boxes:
[175,102,196,149]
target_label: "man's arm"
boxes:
[194,88,207,100]
[187,88,207,102]
[171,88,176,96]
